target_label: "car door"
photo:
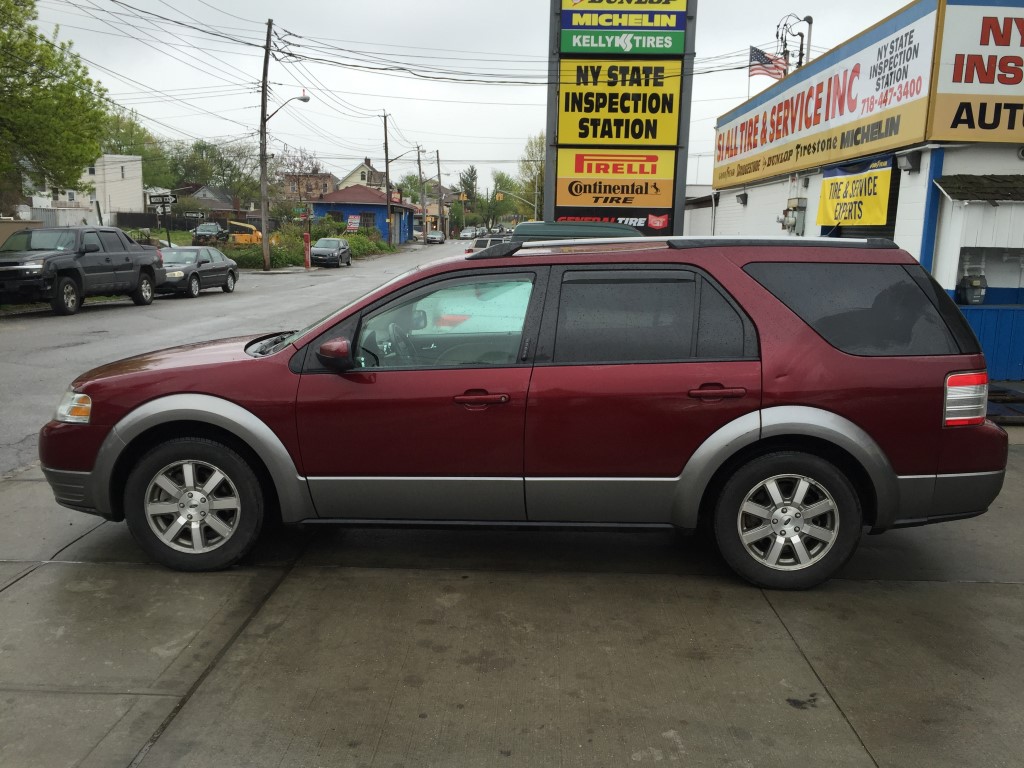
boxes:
[295,268,547,521]
[523,265,762,523]
[78,230,114,293]
[96,230,131,291]
[109,230,140,289]
[204,249,228,286]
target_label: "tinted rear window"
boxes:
[744,262,961,356]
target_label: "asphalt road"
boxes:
[2,239,1023,768]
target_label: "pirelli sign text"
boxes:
[557,149,675,208]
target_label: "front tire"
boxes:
[713,451,862,589]
[186,274,200,298]
[124,437,264,571]
[132,273,154,306]
[222,271,236,293]
[50,276,81,315]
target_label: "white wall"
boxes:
[683,205,714,236]
[943,144,1024,176]
[87,155,144,215]
[890,150,933,262]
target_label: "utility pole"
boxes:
[259,18,273,271]
[383,113,392,245]
[417,145,427,236]
[435,150,442,237]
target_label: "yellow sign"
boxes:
[558,59,681,146]
[816,159,893,227]
[929,2,1024,142]
[556,148,676,208]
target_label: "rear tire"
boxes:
[222,271,236,293]
[713,451,862,589]
[131,273,154,306]
[50,276,81,315]
[124,437,264,571]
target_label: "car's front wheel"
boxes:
[222,271,236,293]
[131,273,154,305]
[186,274,200,298]
[50,275,81,315]
[124,437,264,571]
[713,451,862,589]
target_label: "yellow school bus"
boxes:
[227,221,263,245]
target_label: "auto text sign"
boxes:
[713,1,936,188]
[558,58,682,146]
[929,2,1024,141]
[555,206,672,233]
[346,215,360,232]
[556,148,675,208]
[816,158,893,227]
[560,0,687,56]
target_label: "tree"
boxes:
[456,166,479,205]
[0,0,109,212]
[275,145,325,203]
[101,107,174,188]
[517,132,545,221]
[397,172,421,204]
[167,139,260,209]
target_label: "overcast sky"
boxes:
[36,0,914,189]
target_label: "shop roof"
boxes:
[935,175,1024,203]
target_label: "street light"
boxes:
[495,187,538,222]
[260,92,310,271]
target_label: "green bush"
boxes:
[222,221,396,269]
[227,244,304,270]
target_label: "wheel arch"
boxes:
[674,406,896,532]
[93,394,315,524]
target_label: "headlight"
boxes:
[166,270,184,278]
[22,259,44,270]
[55,390,92,424]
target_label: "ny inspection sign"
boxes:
[548,0,697,235]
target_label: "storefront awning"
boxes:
[934,175,1024,204]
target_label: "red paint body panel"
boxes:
[295,368,532,477]
[525,362,761,477]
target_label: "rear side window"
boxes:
[745,262,960,356]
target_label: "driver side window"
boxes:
[357,275,535,369]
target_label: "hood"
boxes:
[0,249,65,264]
[73,335,260,387]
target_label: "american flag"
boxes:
[749,46,787,80]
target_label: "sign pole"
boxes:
[673,0,698,235]
[165,206,172,248]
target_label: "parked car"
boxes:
[459,227,476,240]
[39,235,1006,588]
[191,222,228,246]
[425,230,446,244]
[310,237,352,268]
[155,246,238,297]
[0,226,165,315]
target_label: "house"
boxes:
[178,186,255,219]
[281,172,340,202]
[311,184,416,245]
[337,158,386,191]
[29,154,144,226]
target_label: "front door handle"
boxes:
[688,385,747,400]
[453,392,510,406]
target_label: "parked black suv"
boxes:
[0,227,166,315]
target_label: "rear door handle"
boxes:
[453,392,510,406]
[688,386,747,400]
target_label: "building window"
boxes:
[121,166,125,179]
[360,171,366,181]
[306,182,313,193]
[67,191,76,202]
[51,188,59,200]
[290,183,297,193]
[89,192,96,202]
[322,182,329,192]
[87,166,96,175]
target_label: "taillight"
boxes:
[944,371,988,426]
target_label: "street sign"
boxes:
[183,211,204,219]
[149,194,177,205]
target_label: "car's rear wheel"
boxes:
[186,274,200,298]
[222,271,236,293]
[131,273,154,306]
[124,437,264,571]
[713,451,862,589]
[50,276,81,315]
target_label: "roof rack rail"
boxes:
[667,236,898,250]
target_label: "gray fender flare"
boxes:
[90,393,315,523]
[671,406,896,530]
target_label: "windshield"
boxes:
[0,229,77,252]
[314,238,340,248]
[195,224,219,233]
[161,249,197,264]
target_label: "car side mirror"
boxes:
[198,257,211,265]
[82,243,100,253]
[316,337,356,372]
[410,309,427,331]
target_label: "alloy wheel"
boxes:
[143,458,242,554]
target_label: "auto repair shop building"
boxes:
[710,0,1024,379]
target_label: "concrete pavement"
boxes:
[1,449,1022,768]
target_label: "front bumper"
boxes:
[41,466,115,519]
[0,276,50,303]
[155,276,188,293]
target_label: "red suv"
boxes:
[38,237,1007,588]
